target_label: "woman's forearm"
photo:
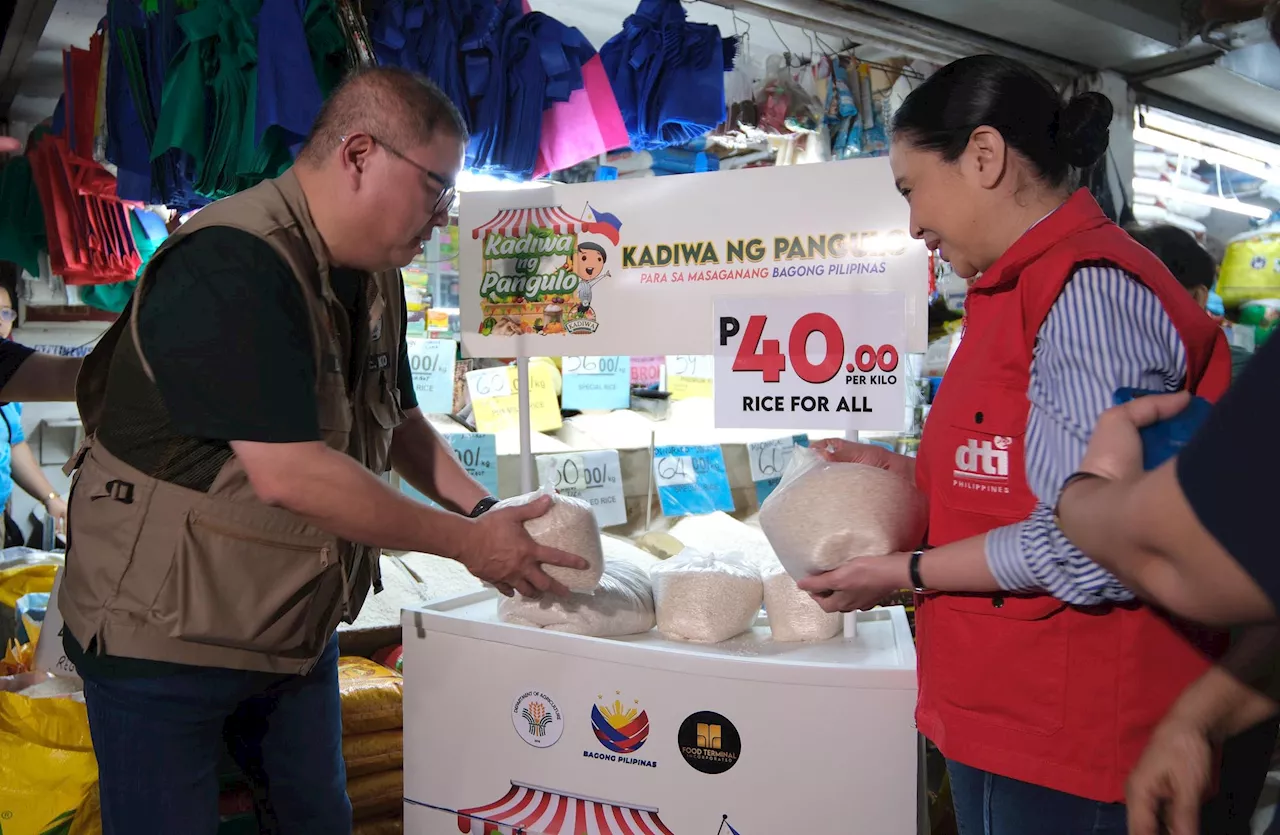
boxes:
[10,442,55,503]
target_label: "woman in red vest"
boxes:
[797,55,1233,833]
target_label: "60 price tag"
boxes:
[537,450,627,527]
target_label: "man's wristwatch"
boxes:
[909,549,928,593]
[44,491,59,506]
[468,497,499,518]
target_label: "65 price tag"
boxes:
[713,293,907,430]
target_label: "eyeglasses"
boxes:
[343,134,457,218]
[0,309,16,323]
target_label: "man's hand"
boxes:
[1127,715,1212,835]
[466,494,589,599]
[1078,391,1190,481]
[817,439,916,484]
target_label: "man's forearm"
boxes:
[390,408,488,514]
[10,443,55,502]
[0,354,81,402]
[1166,659,1280,742]
[232,439,477,559]
[1057,462,1274,625]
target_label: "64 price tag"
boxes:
[713,293,907,431]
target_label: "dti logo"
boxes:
[954,439,1010,479]
[591,691,649,754]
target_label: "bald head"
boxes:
[298,67,468,167]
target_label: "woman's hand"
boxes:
[1126,714,1212,835]
[44,495,67,537]
[796,553,911,613]
[817,439,916,483]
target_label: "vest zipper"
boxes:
[192,517,332,567]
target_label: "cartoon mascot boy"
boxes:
[570,242,610,315]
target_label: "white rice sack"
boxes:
[651,549,763,644]
[495,486,604,592]
[601,535,661,571]
[762,563,841,642]
[760,447,928,580]
[497,559,655,637]
[669,512,778,573]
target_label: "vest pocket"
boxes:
[172,512,340,656]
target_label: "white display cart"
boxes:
[402,595,923,835]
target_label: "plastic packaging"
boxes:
[347,768,402,820]
[338,657,403,735]
[762,563,841,642]
[494,486,605,592]
[651,548,763,643]
[759,447,928,580]
[0,689,98,835]
[498,559,655,637]
[343,730,404,778]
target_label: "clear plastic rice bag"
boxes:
[497,559,655,637]
[651,548,762,644]
[494,485,604,592]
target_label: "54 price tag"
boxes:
[713,293,906,431]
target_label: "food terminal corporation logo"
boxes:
[678,711,741,775]
[512,690,563,748]
[591,691,650,754]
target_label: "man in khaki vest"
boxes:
[61,68,585,835]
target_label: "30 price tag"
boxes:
[652,444,735,516]
[665,355,713,400]
[631,356,664,388]
[561,356,631,411]
[400,433,499,507]
[747,434,810,504]
[713,293,906,430]
[466,365,562,433]
[406,337,458,414]
[537,449,627,528]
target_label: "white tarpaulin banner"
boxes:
[458,157,929,358]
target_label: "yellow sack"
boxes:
[353,814,402,835]
[1219,228,1280,307]
[0,564,58,608]
[343,730,403,777]
[0,690,99,835]
[348,769,402,820]
[338,657,403,735]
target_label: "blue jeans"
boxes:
[948,761,1128,835]
[81,636,351,835]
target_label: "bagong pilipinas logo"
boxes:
[512,690,563,749]
[584,690,658,768]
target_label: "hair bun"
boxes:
[1057,91,1113,169]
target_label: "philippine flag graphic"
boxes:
[591,693,649,754]
[582,204,623,246]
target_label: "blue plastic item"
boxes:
[1112,387,1214,471]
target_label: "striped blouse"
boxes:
[984,264,1188,605]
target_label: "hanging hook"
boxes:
[732,9,752,60]
[814,32,839,57]
[803,28,816,61]
[767,18,794,66]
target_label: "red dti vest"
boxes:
[915,190,1233,803]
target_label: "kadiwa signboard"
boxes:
[458,157,929,358]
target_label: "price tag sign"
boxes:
[748,434,810,504]
[631,356,664,388]
[561,356,632,411]
[466,364,562,433]
[665,355,713,400]
[400,433,499,506]
[537,449,627,528]
[713,292,906,430]
[652,444,735,517]
[405,337,458,414]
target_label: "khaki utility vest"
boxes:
[61,169,405,674]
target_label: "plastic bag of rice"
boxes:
[651,548,763,643]
[494,486,604,592]
[497,559,655,637]
[762,562,841,642]
[760,447,927,581]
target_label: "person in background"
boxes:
[0,276,68,544]
[1124,221,1273,835]
[798,54,1233,833]
[1126,223,1253,379]
[60,68,585,835]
